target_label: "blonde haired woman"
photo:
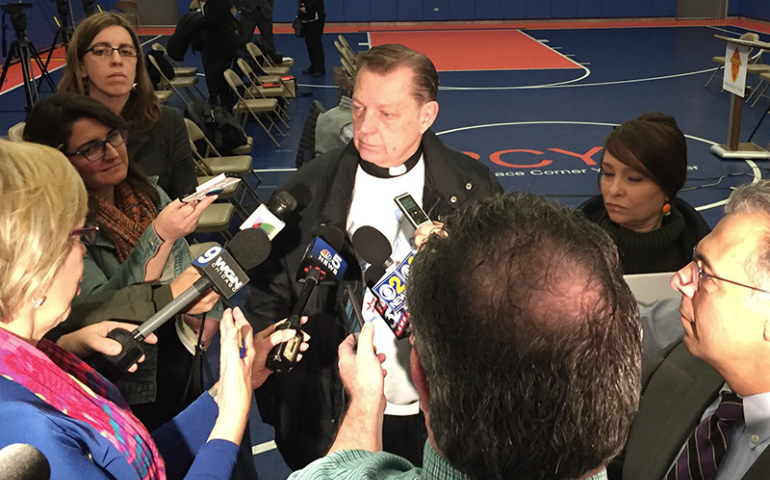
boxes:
[0,139,258,479]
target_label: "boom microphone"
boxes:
[88,229,272,380]
[266,226,348,372]
[0,444,50,480]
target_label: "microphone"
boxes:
[352,226,395,270]
[0,444,50,480]
[88,229,272,380]
[353,227,412,339]
[266,226,348,372]
[239,191,298,240]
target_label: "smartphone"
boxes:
[341,284,365,333]
[394,193,432,229]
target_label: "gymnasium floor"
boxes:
[2,17,770,479]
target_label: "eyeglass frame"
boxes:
[69,224,100,246]
[62,126,129,162]
[690,247,770,295]
[86,43,138,58]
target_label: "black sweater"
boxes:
[579,195,711,274]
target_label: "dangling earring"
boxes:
[32,296,46,309]
[81,76,90,94]
[662,202,671,216]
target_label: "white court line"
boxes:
[252,441,278,456]
[296,83,339,89]
[707,25,748,35]
[141,35,162,46]
[254,168,298,172]
[518,29,584,69]
[436,120,762,211]
[439,67,714,91]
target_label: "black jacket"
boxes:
[128,106,197,201]
[244,130,502,469]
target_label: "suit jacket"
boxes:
[611,340,770,480]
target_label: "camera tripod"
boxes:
[43,0,75,74]
[0,34,56,110]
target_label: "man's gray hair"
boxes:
[725,180,770,289]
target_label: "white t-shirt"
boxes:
[346,159,425,416]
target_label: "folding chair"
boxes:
[254,41,294,69]
[236,58,291,127]
[151,43,198,77]
[147,54,205,103]
[745,51,770,105]
[705,32,759,88]
[195,203,235,242]
[335,38,357,69]
[7,122,25,142]
[750,71,770,108]
[337,35,352,54]
[189,241,221,260]
[184,118,261,205]
[196,175,248,220]
[246,42,290,76]
[223,69,282,147]
[155,90,172,104]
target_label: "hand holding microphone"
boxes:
[87,228,272,381]
[266,226,348,372]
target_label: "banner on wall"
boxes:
[722,43,750,97]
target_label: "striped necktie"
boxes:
[665,391,744,480]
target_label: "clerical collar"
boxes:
[358,146,423,178]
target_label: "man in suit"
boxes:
[611,179,770,480]
[234,0,281,63]
[289,193,643,480]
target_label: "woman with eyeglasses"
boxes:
[24,92,220,431]
[0,139,310,480]
[578,112,711,274]
[58,12,197,201]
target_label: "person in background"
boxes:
[199,0,240,108]
[579,112,710,274]
[314,95,353,156]
[299,0,325,77]
[290,193,642,480]
[59,12,197,200]
[235,0,281,63]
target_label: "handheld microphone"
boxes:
[87,229,272,381]
[354,227,412,338]
[266,226,348,372]
[239,191,298,240]
[0,444,50,480]
[352,226,395,270]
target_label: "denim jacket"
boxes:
[79,184,190,297]
[67,180,222,405]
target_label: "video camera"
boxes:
[1,2,32,40]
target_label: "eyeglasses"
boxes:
[64,127,128,162]
[70,224,100,246]
[690,249,770,295]
[87,44,138,57]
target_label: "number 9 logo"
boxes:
[196,246,222,265]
